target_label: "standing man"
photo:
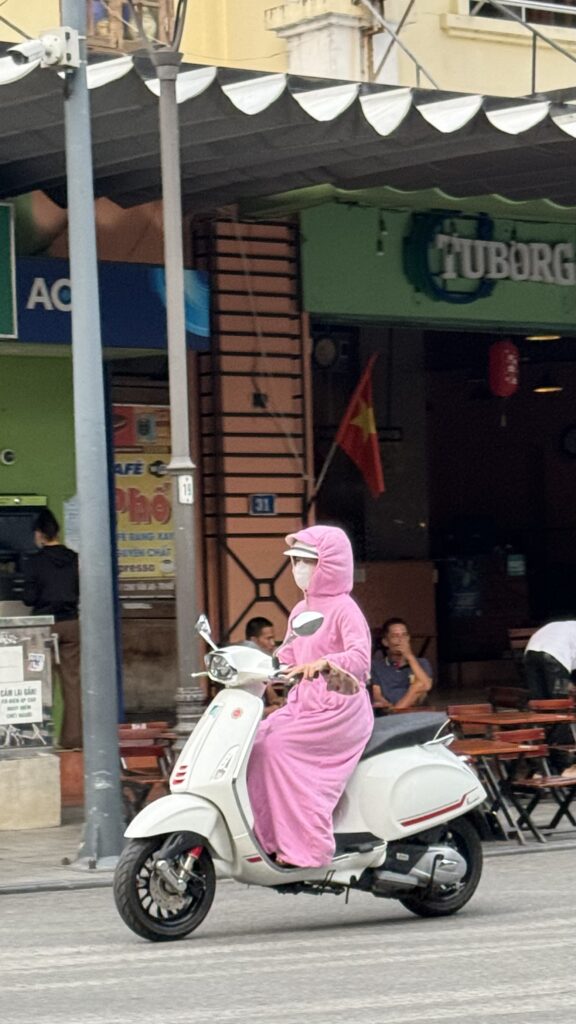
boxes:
[523,622,576,774]
[371,617,433,712]
[524,621,576,699]
[23,509,81,750]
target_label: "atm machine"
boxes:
[0,495,47,615]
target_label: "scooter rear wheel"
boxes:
[114,835,216,941]
[398,817,482,918]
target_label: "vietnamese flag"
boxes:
[335,353,385,497]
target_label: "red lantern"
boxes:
[489,339,519,398]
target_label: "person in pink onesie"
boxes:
[247,524,374,868]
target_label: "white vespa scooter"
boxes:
[113,612,487,942]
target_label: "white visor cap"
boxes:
[283,541,318,560]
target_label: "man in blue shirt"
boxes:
[371,618,433,712]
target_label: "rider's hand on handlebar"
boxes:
[285,658,330,682]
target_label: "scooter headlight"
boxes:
[205,652,237,683]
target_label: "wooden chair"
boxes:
[506,627,537,683]
[528,698,576,759]
[118,722,174,821]
[528,699,574,712]
[487,686,528,711]
[447,704,493,738]
[494,727,576,842]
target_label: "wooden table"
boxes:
[449,710,576,735]
[451,738,538,844]
[450,716,576,843]
[450,739,535,757]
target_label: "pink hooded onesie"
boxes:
[246,525,374,867]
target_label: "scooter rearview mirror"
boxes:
[271,611,324,669]
[292,610,324,637]
[194,614,218,650]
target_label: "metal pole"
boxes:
[372,0,417,82]
[61,0,124,864]
[151,48,205,744]
[355,0,439,88]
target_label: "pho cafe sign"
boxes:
[300,204,576,330]
[404,212,576,304]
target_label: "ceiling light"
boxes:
[533,375,563,394]
[525,333,561,341]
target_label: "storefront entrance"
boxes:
[301,201,576,687]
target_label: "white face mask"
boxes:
[292,560,316,591]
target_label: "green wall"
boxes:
[0,356,75,529]
[301,204,576,331]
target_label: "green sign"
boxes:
[301,204,576,331]
[0,204,16,339]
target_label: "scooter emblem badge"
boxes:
[231,708,244,719]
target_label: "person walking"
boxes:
[23,508,82,750]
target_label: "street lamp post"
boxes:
[151,48,205,742]
[61,0,124,863]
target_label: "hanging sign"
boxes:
[404,212,576,304]
[113,404,175,598]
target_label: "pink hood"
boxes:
[284,525,353,599]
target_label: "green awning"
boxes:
[240,184,576,224]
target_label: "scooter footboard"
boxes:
[124,793,233,862]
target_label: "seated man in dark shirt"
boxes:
[371,618,433,712]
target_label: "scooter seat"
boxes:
[360,712,449,761]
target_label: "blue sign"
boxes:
[16,257,210,350]
[249,494,277,517]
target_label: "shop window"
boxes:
[84,1,174,53]
[469,0,576,30]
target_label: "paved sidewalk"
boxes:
[0,807,115,895]
[2,805,576,895]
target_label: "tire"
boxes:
[398,817,483,919]
[113,835,216,942]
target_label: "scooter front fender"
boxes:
[124,793,233,862]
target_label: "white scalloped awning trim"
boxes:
[293,82,360,121]
[145,65,218,101]
[222,74,287,114]
[360,89,413,136]
[485,101,550,134]
[417,94,484,133]
[87,55,133,90]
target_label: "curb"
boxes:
[483,837,576,857]
[2,839,576,895]
[0,876,114,896]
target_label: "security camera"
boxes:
[6,39,44,66]
[0,449,16,466]
[7,27,80,69]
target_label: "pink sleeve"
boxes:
[325,603,371,682]
[275,602,306,666]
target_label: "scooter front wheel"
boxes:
[114,835,216,941]
[398,817,482,918]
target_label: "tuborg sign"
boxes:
[404,212,576,304]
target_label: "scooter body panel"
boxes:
[124,792,234,862]
[334,742,486,839]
